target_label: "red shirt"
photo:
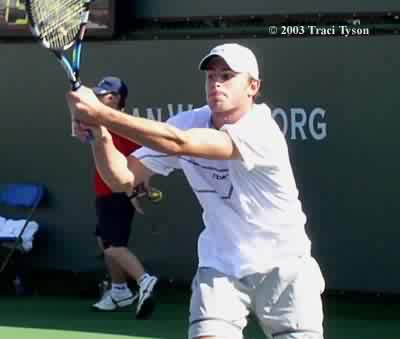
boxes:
[94,132,140,197]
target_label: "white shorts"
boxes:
[189,256,325,339]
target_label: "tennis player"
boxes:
[89,76,158,319]
[67,44,325,338]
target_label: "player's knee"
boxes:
[189,319,243,339]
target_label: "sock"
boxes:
[111,283,129,296]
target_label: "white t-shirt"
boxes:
[133,103,311,278]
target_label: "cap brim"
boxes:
[93,86,113,95]
[198,53,222,70]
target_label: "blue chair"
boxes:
[0,184,47,274]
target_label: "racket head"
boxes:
[25,0,91,51]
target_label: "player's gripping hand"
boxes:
[66,86,104,126]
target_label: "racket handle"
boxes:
[72,81,82,91]
[70,80,94,143]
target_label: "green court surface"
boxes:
[0,289,399,339]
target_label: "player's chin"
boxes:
[208,99,228,112]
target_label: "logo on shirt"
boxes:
[212,173,228,180]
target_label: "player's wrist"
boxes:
[91,127,111,144]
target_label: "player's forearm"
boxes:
[96,106,238,159]
[98,106,188,155]
[91,132,135,193]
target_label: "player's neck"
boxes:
[212,104,253,129]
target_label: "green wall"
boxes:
[0,36,399,292]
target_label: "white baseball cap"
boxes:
[199,43,260,80]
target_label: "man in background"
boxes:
[90,76,158,319]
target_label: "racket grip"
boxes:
[71,80,94,144]
[69,82,94,143]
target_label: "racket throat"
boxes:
[53,52,81,91]
[71,80,82,91]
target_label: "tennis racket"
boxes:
[25,0,92,137]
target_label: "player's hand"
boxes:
[66,85,104,126]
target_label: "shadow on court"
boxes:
[0,289,400,339]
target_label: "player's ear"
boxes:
[248,78,261,97]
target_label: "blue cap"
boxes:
[93,76,128,101]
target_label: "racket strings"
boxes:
[29,0,86,49]
[31,0,81,28]
[34,0,82,40]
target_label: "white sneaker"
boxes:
[92,290,138,311]
[136,276,158,319]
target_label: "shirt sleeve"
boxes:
[130,106,212,175]
[221,104,287,171]
[132,147,180,176]
[129,109,197,175]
